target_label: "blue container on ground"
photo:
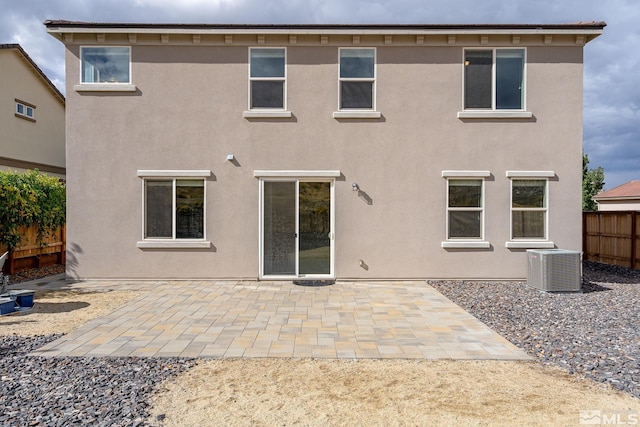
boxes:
[10,290,35,308]
[17,294,34,308]
[0,297,15,315]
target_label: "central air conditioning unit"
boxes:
[526,249,582,292]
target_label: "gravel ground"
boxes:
[430,261,640,399]
[6,264,65,285]
[0,335,196,426]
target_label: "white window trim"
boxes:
[506,171,555,178]
[79,46,133,88]
[254,170,341,178]
[459,47,529,119]
[333,111,381,119]
[245,47,289,116]
[457,111,532,119]
[137,170,211,249]
[137,240,211,249]
[243,110,292,118]
[442,172,490,249]
[75,83,137,92]
[442,241,491,249]
[505,241,555,249]
[138,170,212,178]
[507,176,554,248]
[442,170,491,178]
[335,47,378,118]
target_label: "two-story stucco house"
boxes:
[0,44,66,178]
[45,21,604,281]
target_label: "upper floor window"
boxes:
[81,47,131,84]
[339,48,375,110]
[250,48,286,109]
[511,179,547,239]
[464,48,525,110]
[15,99,35,121]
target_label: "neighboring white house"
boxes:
[0,44,66,178]
[594,180,640,211]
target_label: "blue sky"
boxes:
[1,0,638,189]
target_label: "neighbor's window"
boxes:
[447,179,483,239]
[81,47,131,84]
[511,179,547,239]
[145,179,205,239]
[15,100,35,121]
[339,48,375,110]
[464,48,525,110]
[250,48,286,109]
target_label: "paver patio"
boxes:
[32,280,530,360]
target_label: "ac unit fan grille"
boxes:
[527,249,581,292]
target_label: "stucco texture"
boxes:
[63,37,584,280]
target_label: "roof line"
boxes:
[594,196,640,201]
[0,43,65,104]
[593,180,640,200]
[0,155,65,176]
[43,20,607,31]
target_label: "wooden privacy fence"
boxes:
[583,211,640,269]
[0,225,65,274]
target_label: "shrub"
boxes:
[0,170,66,250]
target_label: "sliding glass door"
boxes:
[261,180,333,278]
[263,181,296,275]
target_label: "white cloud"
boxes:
[131,0,245,20]
[134,0,236,6]
[6,15,65,93]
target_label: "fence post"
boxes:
[632,211,637,269]
[61,225,66,265]
[8,250,15,275]
[597,211,602,263]
[582,212,587,257]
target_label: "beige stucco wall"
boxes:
[63,37,584,280]
[0,49,65,174]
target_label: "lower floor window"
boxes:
[145,179,204,239]
[447,179,483,239]
[511,179,546,239]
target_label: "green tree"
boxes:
[583,153,605,211]
[0,170,66,250]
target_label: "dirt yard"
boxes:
[2,286,639,426]
[0,288,139,335]
[148,358,640,426]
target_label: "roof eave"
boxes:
[44,21,606,39]
[594,196,640,202]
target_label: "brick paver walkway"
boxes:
[32,280,530,360]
